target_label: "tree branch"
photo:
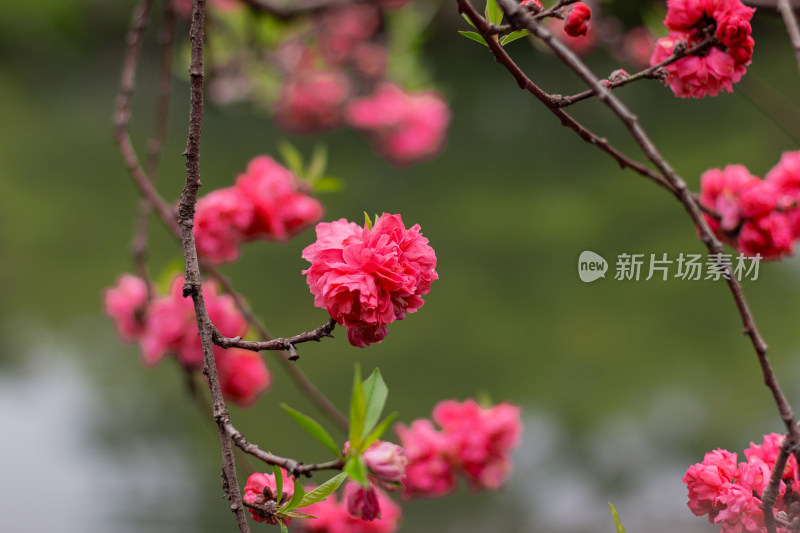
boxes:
[212,318,337,357]
[778,0,800,78]
[742,0,800,8]
[176,1,251,531]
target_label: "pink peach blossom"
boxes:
[302,214,437,347]
[564,3,591,37]
[216,347,271,407]
[103,274,149,343]
[301,486,401,533]
[275,70,352,134]
[243,469,294,525]
[394,419,456,498]
[362,441,407,483]
[194,187,254,263]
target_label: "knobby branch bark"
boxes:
[177,1,251,531]
[212,318,337,356]
[464,0,800,528]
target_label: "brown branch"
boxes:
[221,417,345,476]
[778,0,800,79]
[556,36,715,108]
[456,0,677,196]
[760,436,796,533]
[203,269,349,431]
[743,0,800,8]
[132,3,178,296]
[176,1,250,531]
[212,318,337,357]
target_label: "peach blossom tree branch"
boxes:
[778,0,800,78]
[460,0,800,527]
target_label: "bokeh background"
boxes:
[2,0,800,531]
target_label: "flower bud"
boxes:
[363,440,407,483]
[344,481,381,521]
[563,2,591,38]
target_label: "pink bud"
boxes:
[519,0,543,9]
[344,482,381,521]
[363,441,407,483]
[563,3,591,38]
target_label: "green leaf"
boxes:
[361,412,398,451]
[281,404,342,458]
[485,0,502,25]
[458,31,488,47]
[279,521,288,533]
[273,464,284,504]
[461,13,477,28]
[608,503,626,533]
[501,29,530,46]
[297,472,348,508]
[311,176,344,194]
[279,510,317,519]
[279,478,306,513]
[362,213,373,231]
[307,144,328,182]
[349,364,366,451]
[279,141,304,176]
[344,455,369,487]
[360,369,388,445]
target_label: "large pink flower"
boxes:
[346,84,450,165]
[302,214,437,347]
[652,0,755,98]
[683,449,738,518]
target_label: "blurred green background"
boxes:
[2,0,800,531]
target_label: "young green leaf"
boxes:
[297,472,348,508]
[279,521,288,533]
[361,412,398,451]
[307,144,328,182]
[281,403,342,458]
[273,464,284,504]
[501,30,530,46]
[485,0,503,25]
[344,455,370,487]
[279,477,307,513]
[311,176,344,193]
[279,510,317,519]
[362,213,373,231]
[608,502,626,533]
[360,368,388,445]
[461,12,477,28]
[279,141,305,177]
[458,31,489,47]
[349,364,366,451]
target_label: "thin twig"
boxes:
[556,36,715,107]
[778,0,800,79]
[212,318,336,354]
[456,0,676,195]
[743,0,800,8]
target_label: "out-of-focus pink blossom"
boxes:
[275,70,352,133]
[346,83,450,165]
[236,156,324,243]
[653,0,755,98]
[316,4,382,66]
[362,441,407,483]
[301,487,401,533]
[699,164,795,259]
[395,399,522,498]
[194,187,254,263]
[615,26,657,69]
[433,399,522,490]
[545,17,599,56]
[564,3,591,37]
[243,470,294,525]
[103,274,149,343]
[216,347,271,407]
[766,150,800,237]
[302,214,437,347]
[139,276,248,368]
